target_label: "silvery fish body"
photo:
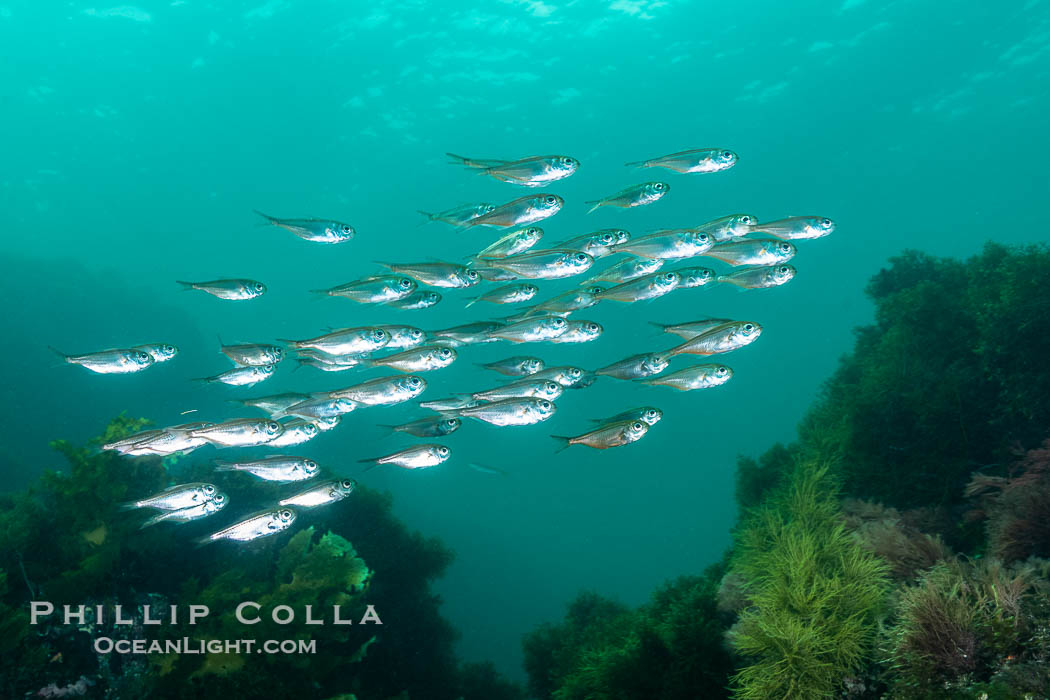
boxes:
[329,375,427,405]
[586,182,668,213]
[200,508,296,544]
[674,267,716,288]
[705,239,796,266]
[420,395,481,412]
[281,397,358,419]
[215,456,319,482]
[296,355,368,372]
[477,356,545,377]
[220,342,283,366]
[553,420,649,450]
[133,343,179,363]
[378,261,480,288]
[530,366,585,387]
[189,418,284,447]
[487,316,568,343]
[311,416,342,432]
[598,271,680,303]
[382,415,462,438]
[579,256,663,286]
[745,216,835,240]
[457,398,557,426]
[361,444,451,469]
[236,392,313,415]
[120,482,221,511]
[418,203,495,226]
[463,194,564,228]
[616,230,712,260]
[102,429,167,454]
[472,227,544,259]
[313,275,416,302]
[489,249,594,280]
[643,364,733,391]
[386,290,442,309]
[474,266,521,282]
[590,407,663,426]
[282,327,389,356]
[650,318,734,340]
[279,479,356,508]
[595,353,669,380]
[177,279,266,300]
[367,345,457,372]
[53,347,154,374]
[254,210,354,243]
[140,495,228,529]
[526,287,605,316]
[466,283,538,308]
[473,378,563,402]
[120,422,213,455]
[195,364,274,387]
[431,321,505,346]
[626,148,737,173]
[266,419,321,447]
[552,229,630,258]
[380,325,427,350]
[698,214,758,243]
[666,321,762,357]
[549,320,603,344]
[448,153,579,187]
[717,264,796,289]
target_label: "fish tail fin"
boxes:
[308,289,332,296]
[417,210,434,220]
[194,534,217,548]
[358,459,381,472]
[252,209,277,224]
[48,346,69,361]
[175,280,195,291]
[373,260,395,270]
[212,462,238,472]
[585,201,602,214]
[445,152,475,167]
[189,376,212,384]
[117,500,141,511]
[275,338,301,348]
[623,160,650,168]
[550,436,573,453]
[138,512,165,530]
[464,297,479,308]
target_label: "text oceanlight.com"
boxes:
[94,638,317,655]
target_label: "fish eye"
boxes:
[445,418,458,427]
[822,218,832,227]
[544,196,556,205]
[136,351,150,361]
[633,422,644,430]
[647,409,658,418]
[267,421,280,432]
[342,225,351,233]
[653,183,665,190]
[540,400,551,409]
[203,484,216,495]
[575,253,588,262]
[569,368,582,377]
[341,479,354,489]
[215,494,227,503]
[780,266,790,274]
[440,348,452,357]
[718,366,729,376]
[467,270,479,280]
[743,324,755,332]
[722,150,733,159]
[587,323,599,331]
[562,157,574,165]
[663,272,675,281]
[400,278,413,288]
[254,283,265,291]
[263,364,274,371]
[409,377,422,387]
[164,345,175,354]
[373,329,387,339]
[305,460,318,470]
[437,446,450,456]
[280,509,292,519]
[553,318,566,327]
[411,329,424,338]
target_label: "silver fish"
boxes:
[625,148,738,173]
[193,364,274,387]
[552,420,649,450]
[420,395,481,412]
[473,378,563,402]
[665,321,762,357]
[418,203,496,226]
[462,194,564,228]
[267,419,321,447]
[488,249,594,280]
[579,256,663,286]
[381,415,462,438]
[586,182,668,213]
[52,347,154,374]
[616,230,712,260]
[104,429,166,453]
[717,264,796,289]
[590,407,663,426]
[133,343,178,363]
[448,153,579,187]
[254,210,354,244]
[705,239,796,267]
[531,366,585,387]
[378,261,480,288]
[366,345,457,372]
[524,287,605,317]
[386,290,442,310]
[745,216,835,240]
[189,418,284,447]
[220,342,283,366]
[236,392,314,415]
[466,283,539,308]
[597,271,679,303]
[474,266,521,282]
[643,363,733,391]
[649,318,734,340]
[551,229,630,258]
[457,398,556,426]
[430,321,505,347]
[176,279,266,300]
[380,325,427,350]
[361,444,451,470]
[140,495,228,529]
[329,375,427,405]
[118,422,213,456]
[697,214,758,243]
[279,479,356,508]
[472,227,544,260]
[310,416,341,432]
[281,397,358,419]
[198,508,296,545]
[294,355,367,374]
[119,482,221,511]
[280,327,389,356]
[215,456,319,482]
[674,267,716,288]
[312,275,416,303]
[487,316,568,343]
[595,353,669,380]
[549,320,603,344]
[477,356,545,377]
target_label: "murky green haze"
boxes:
[1,0,1047,679]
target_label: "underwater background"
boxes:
[2,0,1050,697]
